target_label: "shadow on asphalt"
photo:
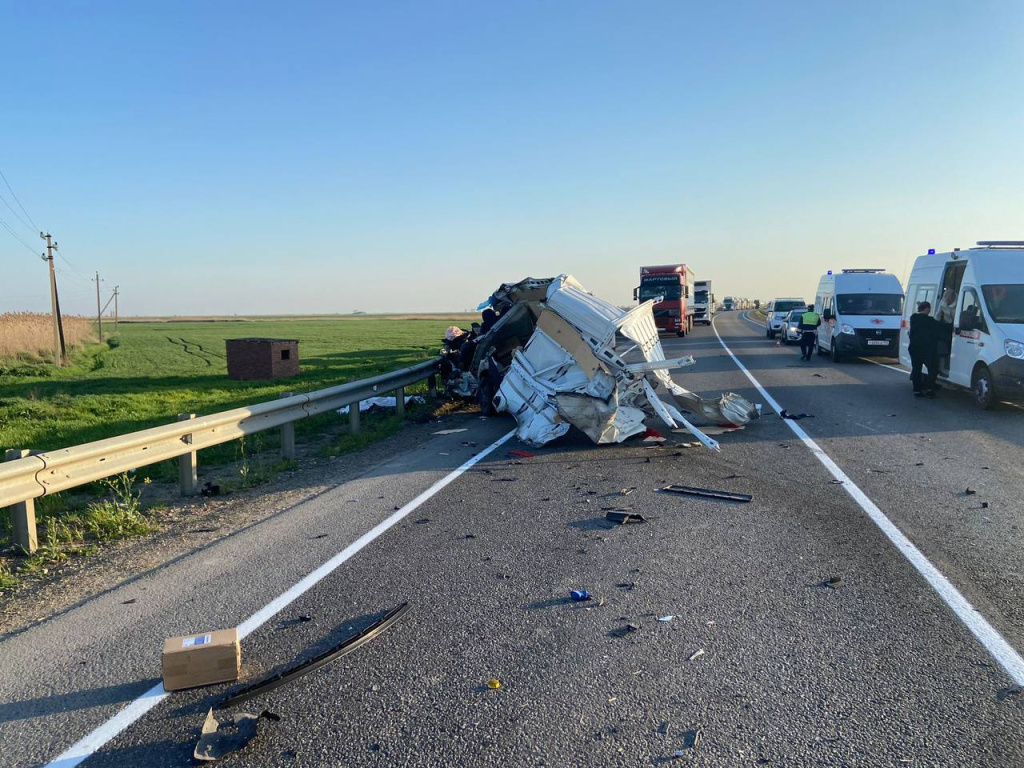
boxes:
[0,678,162,724]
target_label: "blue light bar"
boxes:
[928,248,935,255]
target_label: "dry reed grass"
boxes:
[0,312,95,361]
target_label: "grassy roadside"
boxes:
[0,314,477,594]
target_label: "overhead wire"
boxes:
[0,166,40,232]
[0,212,41,256]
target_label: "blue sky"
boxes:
[2,1,1022,315]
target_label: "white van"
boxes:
[814,270,905,361]
[900,241,1024,409]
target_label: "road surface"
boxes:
[3,310,1023,767]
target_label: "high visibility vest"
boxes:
[801,311,820,325]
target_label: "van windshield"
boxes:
[836,293,903,315]
[982,284,1024,324]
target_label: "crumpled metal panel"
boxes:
[493,356,570,446]
[554,393,647,444]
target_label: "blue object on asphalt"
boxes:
[571,589,592,601]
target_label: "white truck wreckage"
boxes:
[439,275,760,450]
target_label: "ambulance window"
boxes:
[959,287,988,334]
[915,285,935,312]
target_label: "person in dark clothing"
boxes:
[798,304,821,361]
[481,308,499,334]
[908,301,941,397]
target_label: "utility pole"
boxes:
[40,232,67,366]
[94,271,103,342]
[113,285,119,332]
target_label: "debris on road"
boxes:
[439,275,758,448]
[433,428,469,435]
[605,510,647,525]
[825,576,843,589]
[658,615,675,623]
[965,488,977,496]
[779,410,813,420]
[219,603,409,709]
[162,628,241,692]
[487,678,502,690]
[194,707,279,762]
[688,649,705,662]
[509,449,537,458]
[661,484,753,503]
[337,395,426,415]
[277,615,312,629]
[571,589,593,602]
[611,622,641,638]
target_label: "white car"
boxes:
[780,309,804,344]
[765,298,807,339]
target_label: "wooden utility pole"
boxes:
[94,271,103,342]
[40,232,67,366]
[113,285,119,332]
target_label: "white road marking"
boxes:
[860,357,908,373]
[712,314,1024,685]
[45,429,517,768]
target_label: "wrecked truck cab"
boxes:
[490,275,760,449]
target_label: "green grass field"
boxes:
[0,315,471,453]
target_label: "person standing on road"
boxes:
[798,304,820,361]
[909,300,941,397]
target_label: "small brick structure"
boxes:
[225,338,300,380]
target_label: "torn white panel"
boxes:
[641,378,678,429]
[554,393,646,444]
[544,276,624,350]
[625,356,696,373]
[494,357,569,446]
[665,381,759,427]
[337,395,426,414]
[638,379,719,451]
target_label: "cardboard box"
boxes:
[162,628,241,691]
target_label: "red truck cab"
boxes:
[634,264,696,336]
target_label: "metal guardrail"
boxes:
[2,358,440,553]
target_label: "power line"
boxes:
[0,167,39,232]
[0,213,40,256]
[0,190,35,234]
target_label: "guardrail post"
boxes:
[279,392,295,460]
[4,449,37,555]
[349,401,361,434]
[177,413,198,496]
[395,387,405,417]
[427,374,437,398]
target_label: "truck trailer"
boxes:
[635,264,696,336]
[694,280,714,325]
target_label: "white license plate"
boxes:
[866,340,889,346]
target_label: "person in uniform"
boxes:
[798,304,820,361]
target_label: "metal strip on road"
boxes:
[711,314,1024,685]
[44,429,517,768]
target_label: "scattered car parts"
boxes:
[218,602,409,709]
[661,485,753,503]
[194,708,279,762]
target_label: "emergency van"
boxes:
[814,270,904,361]
[900,241,1024,409]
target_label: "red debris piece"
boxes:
[509,449,537,459]
[643,427,664,439]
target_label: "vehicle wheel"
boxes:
[831,343,842,363]
[972,365,996,410]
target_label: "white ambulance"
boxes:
[900,241,1024,409]
[814,269,905,361]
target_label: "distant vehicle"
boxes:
[722,296,735,311]
[900,241,1024,408]
[815,270,904,361]
[634,264,696,336]
[780,309,804,344]
[694,280,715,325]
[765,297,806,339]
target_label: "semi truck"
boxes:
[634,264,696,336]
[722,296,735,311]
[694,280,714,325]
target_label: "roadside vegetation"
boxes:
[0,312,94,364]
[0,314,474,595]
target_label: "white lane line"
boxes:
[45,429,517,768]
[711,315,1024,686]
[860,357,908,373]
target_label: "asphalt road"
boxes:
[3,311,1024,767]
